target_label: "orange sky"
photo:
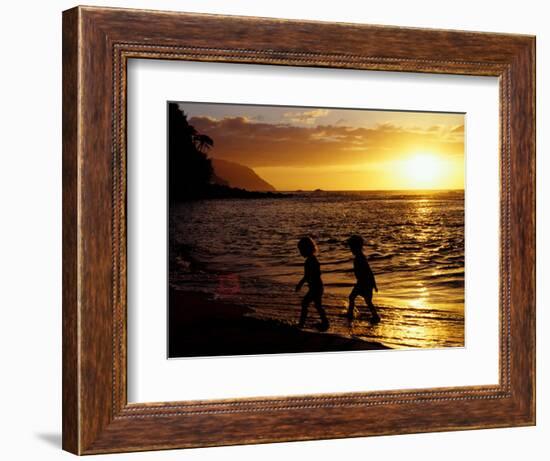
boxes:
[180,102,465,191]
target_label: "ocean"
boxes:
[169,190,465,349]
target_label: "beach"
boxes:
[169,288,389,358]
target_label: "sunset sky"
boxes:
[178,102,465,191]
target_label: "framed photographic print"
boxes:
[62,5,535,455]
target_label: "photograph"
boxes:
[168,101,466,358]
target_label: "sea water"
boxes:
[170,190,465,349]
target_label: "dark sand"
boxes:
[169,289,389,358]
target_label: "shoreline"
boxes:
[169,288,390,358]
[172,183,291,201]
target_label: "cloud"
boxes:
[282,109,330,125]
[375,122,402,132]
[187,116,464,168]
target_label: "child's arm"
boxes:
[360,256,378,292]
[295,276,306,292]
[297,258,314,291]
[367,260,378,292]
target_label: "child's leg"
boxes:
[347,286,359,318]
[363,289,380,322]
[313,292,329,328]
[299,291,312,327]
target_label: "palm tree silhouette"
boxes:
[168,103,215,200]
[193,134,214,153]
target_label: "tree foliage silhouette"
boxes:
[169,102,214,200]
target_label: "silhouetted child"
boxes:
[296,237,329,331]
[346,235,381,323]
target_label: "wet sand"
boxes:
[169,289,390,358]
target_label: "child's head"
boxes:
[347,235,364,254]
[298,236,318,258]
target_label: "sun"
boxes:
[402,153,444,188]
